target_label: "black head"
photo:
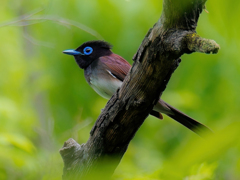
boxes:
[63,40,113,69]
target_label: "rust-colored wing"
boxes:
[99,53,131,81]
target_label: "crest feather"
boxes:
[81,40,112,49]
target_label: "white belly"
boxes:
[90,77,122,99]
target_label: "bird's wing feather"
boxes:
[99,54,131,82]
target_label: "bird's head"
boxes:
[63,40,112,69]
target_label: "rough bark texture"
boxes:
[60,0,220,179]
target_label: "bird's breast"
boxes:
[89,76,122,99]
[84,64,122,99]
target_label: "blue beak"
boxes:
[63,49,81,55]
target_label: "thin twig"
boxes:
[0,12,104,39]
[0,8,44,28]
[23,32,55,48]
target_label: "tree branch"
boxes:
[60,0,220,179]
[186,33,220,54]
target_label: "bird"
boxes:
[63,40,211,134]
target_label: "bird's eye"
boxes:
[83,46,93,55]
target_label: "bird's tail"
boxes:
[163,102,212,134]
[151,100,212,135]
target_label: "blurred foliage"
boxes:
[1,0,240,179]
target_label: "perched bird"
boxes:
[63,40,210,134]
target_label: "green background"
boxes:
[1,0,240,179]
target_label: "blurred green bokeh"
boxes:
[1,0,240,179]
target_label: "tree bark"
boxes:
[60,0,220,179]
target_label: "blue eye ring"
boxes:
[83,46,93,55]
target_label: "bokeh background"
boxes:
[1,0,240,179]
